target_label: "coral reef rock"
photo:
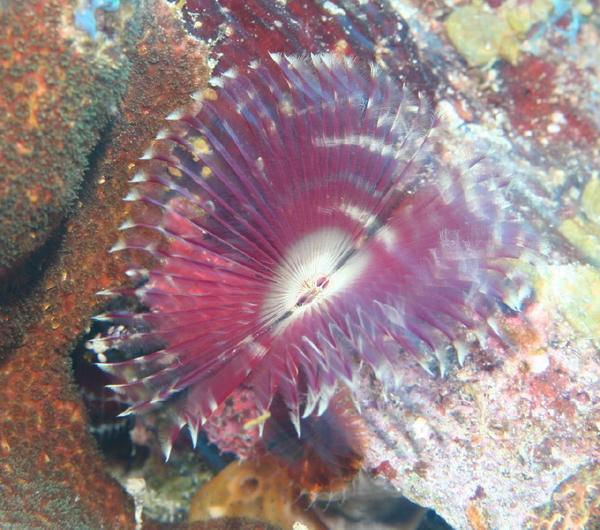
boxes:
[0,0,138,274]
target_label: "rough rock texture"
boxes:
[356,1,600,528]
[179,520,279,530]
[359,295,598,529]
[0,1,210,526]
[0,0,138,274]
[524,461,599,529]
[182,0,437,90]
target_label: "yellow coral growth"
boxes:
[559,178,600,267]
[445,0,554,67]
[535,263,600,340]
[189,458,326,529]
[524,463,600,529]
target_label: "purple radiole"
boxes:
[96,53,536,458]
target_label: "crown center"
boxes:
[262,228,371,332]
[295,275,331,307]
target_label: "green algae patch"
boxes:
[536,263,600,340]
[581,178,600,224]
[445,0,553,67]
[446,5,521,67]
[559,179,600,267]
[560,218,600,267]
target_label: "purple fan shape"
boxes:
[97,53,534,458]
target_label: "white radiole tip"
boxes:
[92,313,112,322]
[123,189,141,202]
[118,219,136,230]
[166,108,184,121]
[139,147,154,160]
[109,239,127,253]
[129,171,147,183]
[188,422,199,449]
[96,288,117,296]
[161,440,173,462]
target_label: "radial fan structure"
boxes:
[97,53,536,456]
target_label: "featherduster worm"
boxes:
[98,53,535,458]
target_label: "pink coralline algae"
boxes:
[98,52,537,458]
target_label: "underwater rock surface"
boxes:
[0,0,209,527]
[0,0,598,528]
[0,0,138,275]
[359,2,600,528]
